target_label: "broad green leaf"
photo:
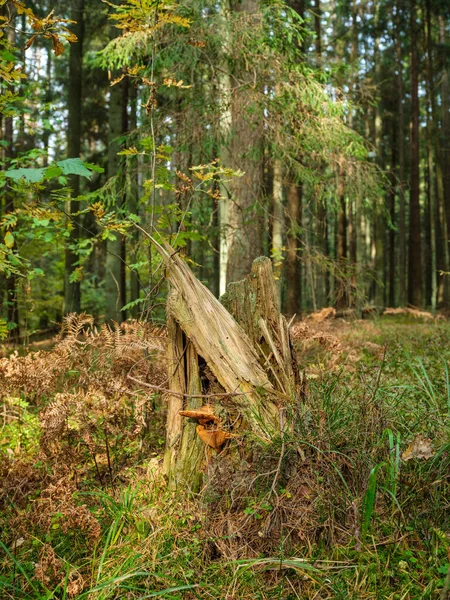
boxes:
[57,158,93,179]
[5,167,46,183]
[0,50,16,62]
[44,166,62,179]
[4,231,14,248]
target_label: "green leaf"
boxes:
[0,50,16,62]
[57,158,93,179]
[44,166,62,179]
[5,167,46,183]
[121,297,146,312]
[83,162,104,173]
[4,231,14,248]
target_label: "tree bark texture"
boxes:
[408,0,423,307]
[105,65,126,321]
[64,0,84,315]
[286,183,302,316]
[226,0,264,284]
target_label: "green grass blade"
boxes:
[361,462,385,539]
[0,540,39,594]
[137,584,199,598]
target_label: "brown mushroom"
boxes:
[196,425,232,451]
[179,405,219,425]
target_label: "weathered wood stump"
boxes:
[221,257,299,398]
[150,238,299,491]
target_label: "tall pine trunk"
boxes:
[336,162,347,309]
[226,0,263,284]
[408,0,423,306]
[64,0,84,315]
[105,49,127,321]
[439,16,450,305]
[4,5,19,340]
[396,2,407,306]
[272,159,284,308]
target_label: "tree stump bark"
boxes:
[221,256,299,398]
[163,315,204,491]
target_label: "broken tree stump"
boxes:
[143,234,299,491]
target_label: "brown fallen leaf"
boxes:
[196,425,232,450]
[402,435,435,461]
[179,405,219,425]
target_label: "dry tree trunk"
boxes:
[143,233,299,491]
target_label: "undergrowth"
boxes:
[0,314,449,599]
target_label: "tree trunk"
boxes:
[218,0,233,296]
[408,0,423,307]
[163,316,204,491]
[439,16,450,305]
[286,182,302,316]
[128,81,140,315]
[4,6,19,340]
[272,159,284,308]
[105,66,126,322]
[425,0,437,311]
[396,3,407,306]
[64,0,84,315]
[153,235,298,490]
[389,126,397,306]
[374,4,385,309]
[226,0,264,284]
[336,162,347,309]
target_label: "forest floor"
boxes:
[1,313,449,599]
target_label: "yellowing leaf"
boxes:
[4,231,14,248]
[118,147,140,156]
[51,34,65,56]
[110,73,125,86]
